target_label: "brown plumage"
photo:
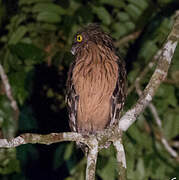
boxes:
[66,24,126,136]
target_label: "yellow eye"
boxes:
[76,34,83,42]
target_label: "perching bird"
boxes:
[66,24,126,137]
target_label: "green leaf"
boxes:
[127,0,148,10]
[75,6,93,23]
[53,144,66,169]
[171,44,179,72]
[41,23,57,31]
[125,4,142,21]
[36,11,61,23]
[124,22,135,31]
[64,143,74,160]
[126,153,135,179]
[8,26,27,45]
[32,3,66,15]
[6,15,26,32]
[22,6,33,13]
[128,124,152,149]
[139,41,158,62]
[97,156,117,180]
[127,67,140,83]
[136,158,145,179]
[153,18,173,45]
[155,84,177,108]
[9,71,29,105]
[0,35,8,43]
[92,6,111,25]
[20,37,32,44]
[112,23,127,38]
[117,12,130,22]
[163,110,179,140]
[9,43,45,63]
[0,96,16,138]
[0,148,20,175]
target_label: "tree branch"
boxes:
[0,132,90,148]
[118,11,179,132]
[0,63,19,137]
[86,138,98,180]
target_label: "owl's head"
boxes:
[71,24,115,55]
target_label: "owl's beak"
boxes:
[71,46,76,55]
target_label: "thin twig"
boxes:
[0,64,19,115]
[113,140,126,180]
[171,141,179,148]
[149,103,178,158]
[161,137,178,158]
[148,103,162,127]
[0,63,19,137]
[115,30,142,47]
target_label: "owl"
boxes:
[66,24,126,136]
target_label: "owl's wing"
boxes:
[66,62,79,132]
[110,58,127,126]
